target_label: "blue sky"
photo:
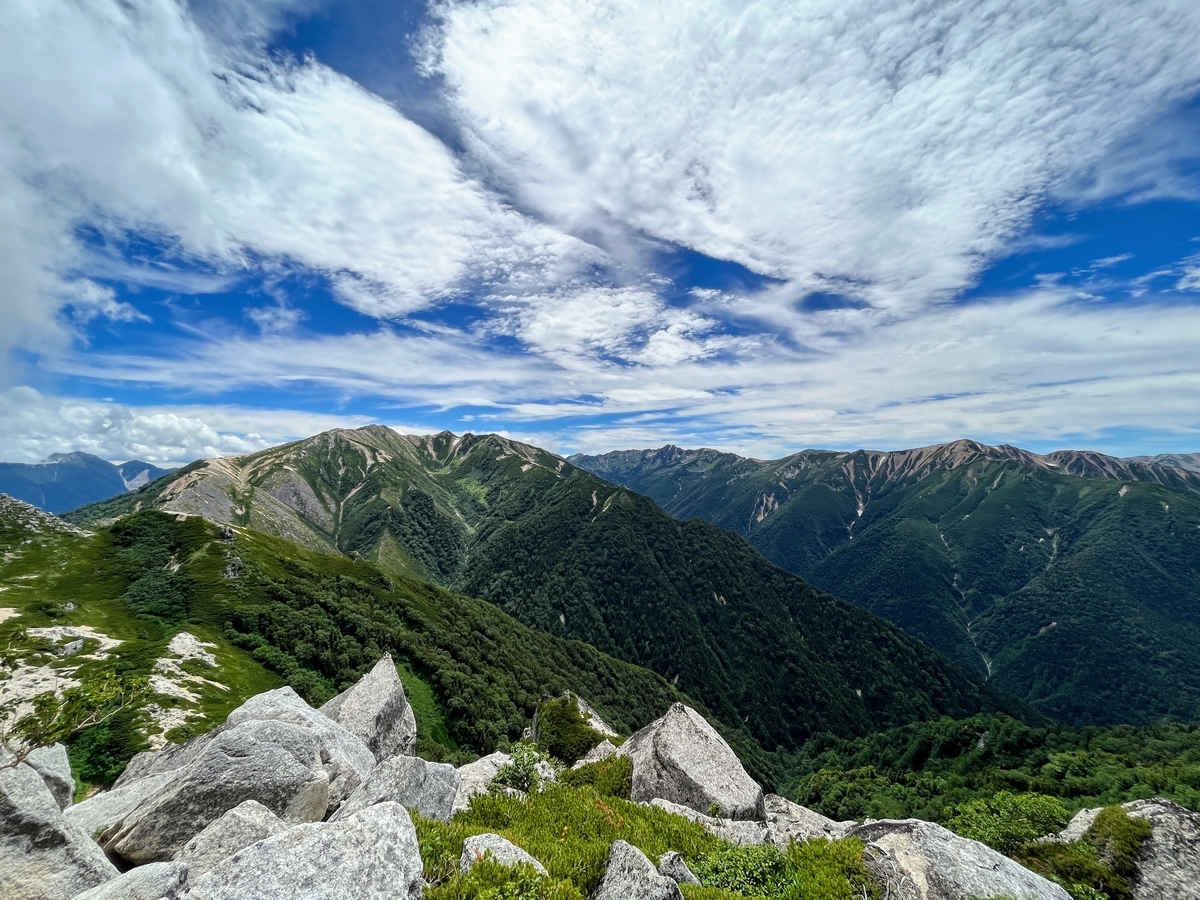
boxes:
[2,0,1200,465]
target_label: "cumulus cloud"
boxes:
[430,0,1200,308]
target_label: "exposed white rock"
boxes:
[453,750,511,814]
[572,738,617,769]
[65,771,180,839]
[850,818,1071,900]
[183,801,424,900]
[0,664,81,724]
[593,840,683,900]
[25,742,73,810]
[25,625,122,655]
[763,793,852,847]
[319,654,417,762]
[0,606,20,623]
[618,702,764,821]
[649,798,769,846]
[658,850,700,885]
[177,799,289,881]
[332,754,459,823]
[460,833,548,875]
[0,755,118,900]
[71,861,189,900]
[167,631,218,666]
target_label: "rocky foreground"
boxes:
[2,654,1199,900]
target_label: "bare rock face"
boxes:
[320,654,417,762]
[71,861,189,900]
[850,819,1072,900]
[25,743,74,810]
[0,757,118,900]
[100,719,330,864]
[649,798,769,846]
[183,801,424,900]
[460,832,548,875]
[593,840,683,900]
[65,772,179,839]
[452,750,511,814]
[658,850,700,885]
[176,799,289,880]
[227,686,376,813]
[618,702,764,821]
[332,754,460,823]
[572,739,617,770]
[1060,798,1200,900]
[763,793,852,847]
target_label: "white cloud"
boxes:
[430,0,1200,309]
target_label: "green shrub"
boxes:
[680,887,747,900]
[692,843,789,895]
[1086,806,1152,878]
[779,838,881,900]
[426,858,584,900]
[558,755,632,800]
[1015,840,1119,900]
[535,695,606,765]
[494,742,558,794]
[947,792,1069,855]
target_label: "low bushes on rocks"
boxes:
[183,801,424,900]
[332,754,459,823]
[617,703,764,821]
[320,653,417,762]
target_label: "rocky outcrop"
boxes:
[71,861,188,900]
[763,793,852,847]
[1060,798,1200,899]
[649,798,769,845]
[657,850,700,885]
[460,833,548,875]
[851,819,1072,900]
[100,719,330,864]
[572,739,617,769]
[26,743,73,810]
[452,750,511,814]
[531,691,619,744]
[183,801,424,900]
[176,799,288,880]
[320,654,417,762]
[226,687,375,812]
[65,772,178,839]
[593,840,683,900]
[618,703,764,821]
[0,757,118,900]
[332,754,459,823]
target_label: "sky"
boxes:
[2,0,1200,466]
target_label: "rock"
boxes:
[183,801,424,900]
[593,840,683,900]
[320,654,417,762]
[101,719,330,864]
[850,819,1072,900]
[112,730,222,789]
[460,833,548,875]
[763,793,852,847]
[618,703,764,821]
[176,799,288,881]
[66,772,179,839]
[26,742,74,810]
[535,758,558,784]
[649,798,769,846]
[572,739,617,770]
[657,850,700,885]
[71,861,188,900]
[1059,798,1200,900]
[332,754,460,823]
[0,757,118,900]
[56,638,85,657]
[226,686,376,812]
[452,750,511,814]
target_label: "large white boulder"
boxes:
[0,757,118,900]
[71,861,188,900]
[176,799,289,880]
[593,840,683,900]
[617,702,764,821]
[332,754,459,823]
[183,801,424,900]
[25,743,74,810]
[460,832,548,875]
[65,772,179,839]
[851,818,1072,900]
[100,719,330,864]
[320,654,417,762]
[452,750,511,814]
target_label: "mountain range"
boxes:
[62,426,1020,766]
[570,440,1200,725]
[0,452,173,513]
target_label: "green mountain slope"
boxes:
[0,496,702,788]
[64,428,1025,756]
[570,441,1200,725]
